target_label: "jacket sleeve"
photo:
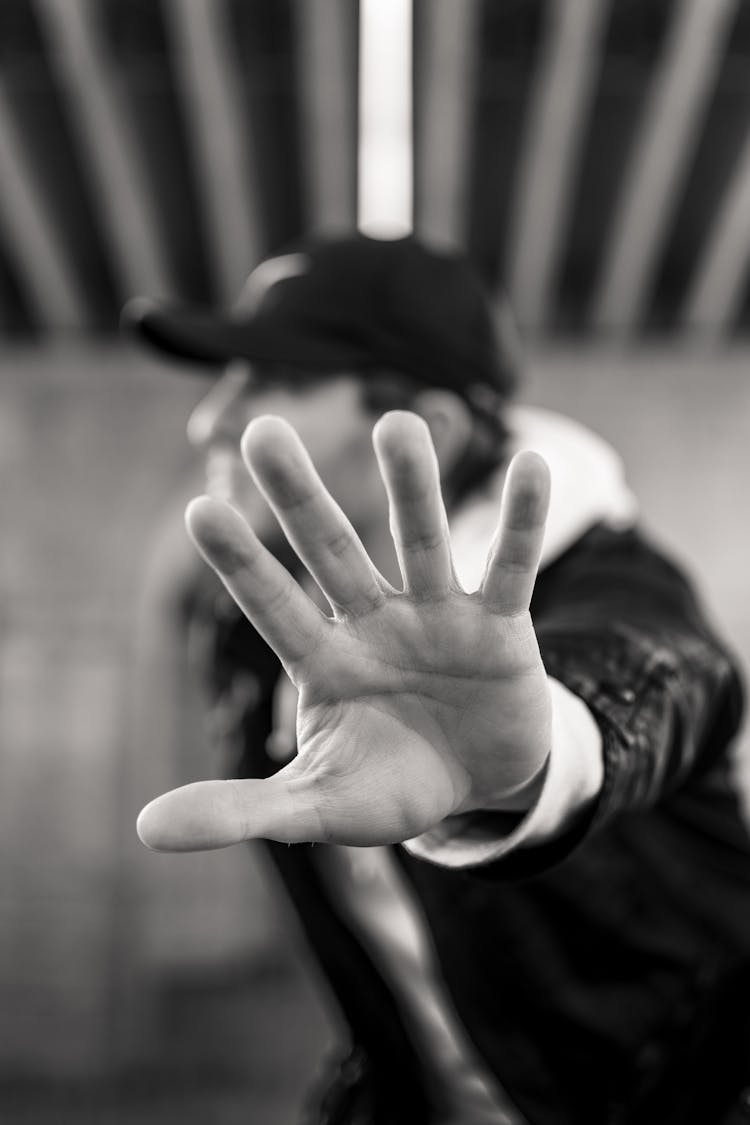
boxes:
[404,524,746,877]
[534,525,743,807]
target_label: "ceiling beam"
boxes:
[163,0,262,301]
[507,0,606,332]
[35,0,175,302]
[592,0,738,334]
[292,0,357,236]
[683,126,750,335]
[0,84,88,328]
[413,0,481,250]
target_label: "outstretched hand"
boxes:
[137,411,552,851]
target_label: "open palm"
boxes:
[137,411,552,851]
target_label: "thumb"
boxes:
[136,773,323,851]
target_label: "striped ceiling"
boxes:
[2,0,750,339]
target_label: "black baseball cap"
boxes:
[123,235,520,412]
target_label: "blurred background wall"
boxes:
[1,1,750,1122]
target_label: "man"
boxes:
[126,236,749,1124]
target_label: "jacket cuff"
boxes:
[402,679,603,869]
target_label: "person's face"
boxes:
[187,362,387,544]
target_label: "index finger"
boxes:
[480,451,550,614]
[186,495,328,669]
[241,415,388,617]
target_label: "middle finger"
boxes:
[372,411,455,598]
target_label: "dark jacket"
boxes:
[194,524,749,1125]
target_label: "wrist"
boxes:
[404,679,605,869]
[479,750,551,813]
[456,743,551,816]
[454,677,603,818]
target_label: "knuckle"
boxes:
[323,526,354,560]
[402,529,446,555]
[498,555,529,575]
[264,580,292,616]
[223,780,251,838]
[295,773,334,842]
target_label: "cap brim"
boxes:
[122,297,267,366]
[121,296,374,375]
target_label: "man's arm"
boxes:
[403,524,744,872]
[531,525,744,868]
[136,412,743,861]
